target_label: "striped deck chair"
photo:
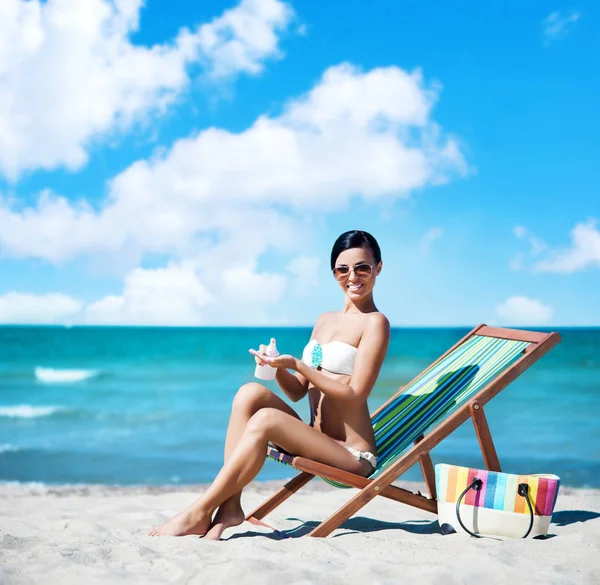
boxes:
[245,324,561,537]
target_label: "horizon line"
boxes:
[0,324,598,329]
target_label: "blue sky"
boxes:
[0,0,598,326]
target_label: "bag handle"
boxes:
[455,478,534,539]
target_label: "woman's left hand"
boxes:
[248,348,298,371]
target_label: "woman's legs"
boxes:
[149,382,300,538]
[149,407,367,537]
[204,382,301,539]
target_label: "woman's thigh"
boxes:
[249,408,368,476]
[234,382,302,421]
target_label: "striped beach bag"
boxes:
[435,464,560,539]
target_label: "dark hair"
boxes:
[330,230,382,269]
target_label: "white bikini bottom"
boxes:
[345,446,377,471]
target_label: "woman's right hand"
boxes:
[254,344,268,365]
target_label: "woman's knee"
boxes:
[232,382,273,411]
[245,408,282,437]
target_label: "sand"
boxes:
[1,479,599,585]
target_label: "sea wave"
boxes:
[35,367,99,383]
[0,443,20,453]
[0,405,64,418]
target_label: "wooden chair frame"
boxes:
[245,324,561,537]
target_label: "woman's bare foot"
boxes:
[148,507,212,537]
[204,500,245,541]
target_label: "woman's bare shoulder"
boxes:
[314,311,338,325]
[309,311,337,337]
[364,311,390,334]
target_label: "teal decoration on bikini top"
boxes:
[310,342,323,369]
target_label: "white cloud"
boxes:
[0,63,467,265]
[79,212,302,325]
[84,264,213,325]
[288,256,320,280]
[542,10,580,45]
[534,220,600,273]
[0,292,82,324]
[106,63,465,213]
[495,296,553,326]
[0,62,468,326]
[198,0,293,79]
[419,227,443,254]
[287,256,320,297]
[0,0,293,180]
[81,261,290,326]
[0,261,292,326]
[222,265,287,304]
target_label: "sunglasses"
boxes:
[332,263,376,281]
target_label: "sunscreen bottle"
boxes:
[254,338,279,381]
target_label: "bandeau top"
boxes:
[301,339,358,375]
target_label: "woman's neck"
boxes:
[342,293,377,315]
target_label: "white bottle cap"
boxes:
[266,338,279,357]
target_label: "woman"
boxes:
[150,230,390,539]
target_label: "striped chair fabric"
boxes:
[267,334,531,488]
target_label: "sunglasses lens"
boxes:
[334,266,350,280]
[354,264,372,278]
[334,264,373,280]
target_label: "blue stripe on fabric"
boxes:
[371,337,529,473]
[373,337,502,445]
[493,471,507,511]
[484,471,498,509]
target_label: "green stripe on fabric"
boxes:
[374,337,528,471]
[317,334,530,488]
[375,337,509,456]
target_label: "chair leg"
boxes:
[380,484,437,513]
[414,435,437,500]
[308,477,395,538]
[245,471,314,523]
[469,401,501,472]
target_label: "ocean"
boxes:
[1,326,598,488]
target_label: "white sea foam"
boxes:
[0,481,50,495]
[0,443,20,453]
[0,405,63,418]
[35,367,98,383]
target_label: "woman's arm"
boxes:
[274,368,308,403]
[251,313,390,405]
[270,315,327,403]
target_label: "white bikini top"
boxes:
[302,339,358,375]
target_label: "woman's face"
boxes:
[333,246,382,299]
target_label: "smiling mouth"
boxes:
[347,283,364,292]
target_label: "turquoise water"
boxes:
[0,326,598,487]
